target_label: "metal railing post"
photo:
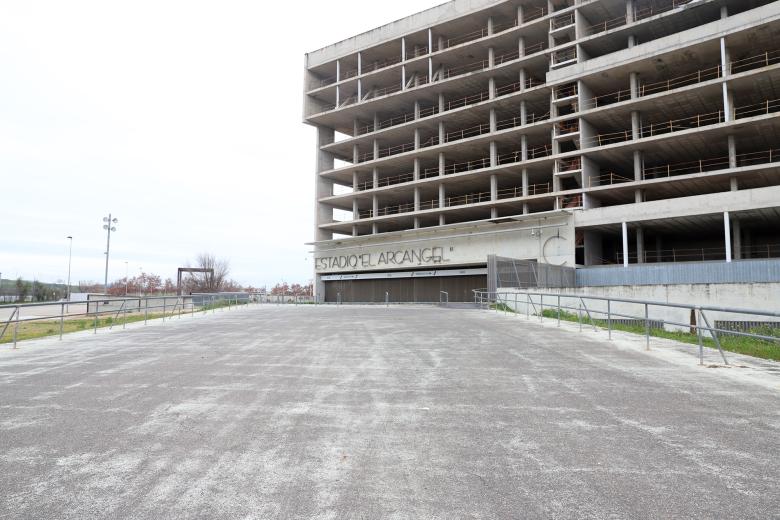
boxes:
[163,298,166,323]
[94,304,99,334]
[386,291,389,307]
[13,305,20,349]
[644,303,650,350]
[144,298,148,325]
[59,302,65,340]
[607,300,612,340]
[557,295,561,326]
[539,294,544,322]
[526,293,530,320]
[699,310,729,365]
[696,308,704,365]
[578,303,582,331]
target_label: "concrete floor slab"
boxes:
[0,305,778,519]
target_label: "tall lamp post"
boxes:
[102,214,118,294]
[66,236,73,309]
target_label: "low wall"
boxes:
[498,283,780,333]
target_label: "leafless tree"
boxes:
[184,253,231,293]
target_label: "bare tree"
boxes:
[184,253,231,293]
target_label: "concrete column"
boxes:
[723,84,733,122]
[372,167,379,189]
[490,142,498,167]
[634,151,643,203]
[721,5,728,19]
[439,183,446,208]
[633,151,643,181]
[519,68,527,90]
[372,223,378,235]
[357,52,363,100]
[517,5,524,24]
[438,93,446,114]
[626,0,634,22]
[487,16,494,36]
[353,144,360,164]
[335,85,340,107]
[522,169,529,214]
[402,65,406,90]
[414,187,421,211]
[414,158,420,181]
[401,37,406,62]
[630,72,639,99]
[490,108,497,132]
[721,38,732,121]
[414,128,421,150]
[520,100,527,125]
[724,211,732,262]
[428,28,433,53]
[352,198,359,221]
[438,121,446,145]
[438,36,444,52]
[622,221,630,267]
[428,57,434,80]
[631,111,641,139]
[728,135,738,190]
[372,194,379,214]
[489,77,496,99]
[488,47,495,68]
[521,135,528,160]
[628,35,636,48]
[373,139,379,160]
[518,36,526,57]
[439,152,446,176]
[636,226,645,264]
[336,60,341,83]
[733,217,741,260]
[414,100,421,120]
[353,119,360,136]
[352,171,359,192]
[439,215,446,226]
[490,173,498,217]
[414,217,420,229]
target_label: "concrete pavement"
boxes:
[0,305,778,519]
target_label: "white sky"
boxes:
[0,0,443,288]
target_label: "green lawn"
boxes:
[490,303,780,362]
[0,301,247,345]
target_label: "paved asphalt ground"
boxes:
[1,305,778,519]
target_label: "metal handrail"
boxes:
[0,294,252,349]
[476,289,780,365]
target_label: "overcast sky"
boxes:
[0,0,443,288]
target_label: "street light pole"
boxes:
[102,214,118,294]
[66,236,73,302]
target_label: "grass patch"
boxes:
[491,304,780,361]
[0,307,222,345]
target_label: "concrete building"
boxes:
[304,0,780,302]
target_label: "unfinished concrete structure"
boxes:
[304,0,780,302]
